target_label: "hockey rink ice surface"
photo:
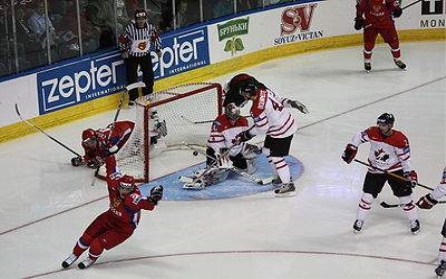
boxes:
[0,41,445,279]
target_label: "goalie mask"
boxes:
[224,102,241,121]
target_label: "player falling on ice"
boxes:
[416,168,446,278]
[228,73,309,196]
[61,153,163,269]
[71,121,135,168]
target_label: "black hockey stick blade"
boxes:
[380,201,402,208]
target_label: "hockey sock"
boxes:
[263,148,278,177]
[356,193,374,221]
[270,156,290,184]
[439,237,446,261]
[88,239,104,261]
[398,195,418,222]
[363,49,372,60]
[390,47,401,60]
[73,237,89,256]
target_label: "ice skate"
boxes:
[274,183,296,196]
[353,219,363,234]
[78,257,96,269]
[394,60,407,70]
[61,253,78,268]
[435,260,446,278]
[364,62,371,72]
[272,176,282,187]
[410,219,420,235]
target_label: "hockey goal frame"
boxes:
[96,82,224,183]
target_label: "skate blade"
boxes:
[274,191,296,197]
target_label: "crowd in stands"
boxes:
[0,0,295,78]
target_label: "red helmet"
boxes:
[82,129,96,141]
[119,175,135,189]
[82,129,97,149]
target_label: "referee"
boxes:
[118,9,162,107]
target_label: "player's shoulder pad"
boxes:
[251,89,268,117]
[387,130,409,148]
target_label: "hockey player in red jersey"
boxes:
[342,113,419,234]
[71,121,135,168]
[183,100,260,189]
[229,73,309,196]
[354,0,406,72]
[61,154,163,269]
[416,168,446,277]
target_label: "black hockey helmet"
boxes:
[134,9,147,20]
[377,113,395,125]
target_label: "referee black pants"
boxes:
[126,54,154,101]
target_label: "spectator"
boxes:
[213,0,234,19]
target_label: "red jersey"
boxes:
[103,156,156,233]
[83,121,135,163]
[208,114,249,156]
[349,126,411,173]
[356,0,400,28]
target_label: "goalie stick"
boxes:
[380,200,446,208]
[14,103,82,157]
[353,159,434,191]
[182,142,273,185]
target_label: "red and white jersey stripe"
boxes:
[249,89,297,138]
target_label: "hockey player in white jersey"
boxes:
[228,73,309,196]
[416,168,446,278]
[341,113,420,234]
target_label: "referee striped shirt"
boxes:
[118,21,162,57]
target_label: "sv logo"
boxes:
[280,4,318,36]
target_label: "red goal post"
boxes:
[97,82,224,183]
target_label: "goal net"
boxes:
[97,82,223,182]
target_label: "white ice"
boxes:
[0,41,445,279]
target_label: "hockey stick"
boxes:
[91,82,145,186]
[380,200,446,208]
[353,159,434,191]
[182,142,273,185]
[181,115,253,125]
[364,0,423,29]
[14,103,82,157]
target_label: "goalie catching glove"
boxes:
[341,144,357,164]
[147,185,163,205]
[233,130,254,145]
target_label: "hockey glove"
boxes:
[354,17,365,30]
[416,194,438,209]
[148,185,163,205]
[404,170,418,187]
[393,7,402,18]
[86,159,103,169]
[71,156,83,167]
[341,144,357,164]
[233,130,253,145]
[289,100,309,114]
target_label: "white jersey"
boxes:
[431,168,446,200]
[349,126,412,173]
[207,114,249,156]
[249,88,297,138]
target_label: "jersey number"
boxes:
[270,97,284,112]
